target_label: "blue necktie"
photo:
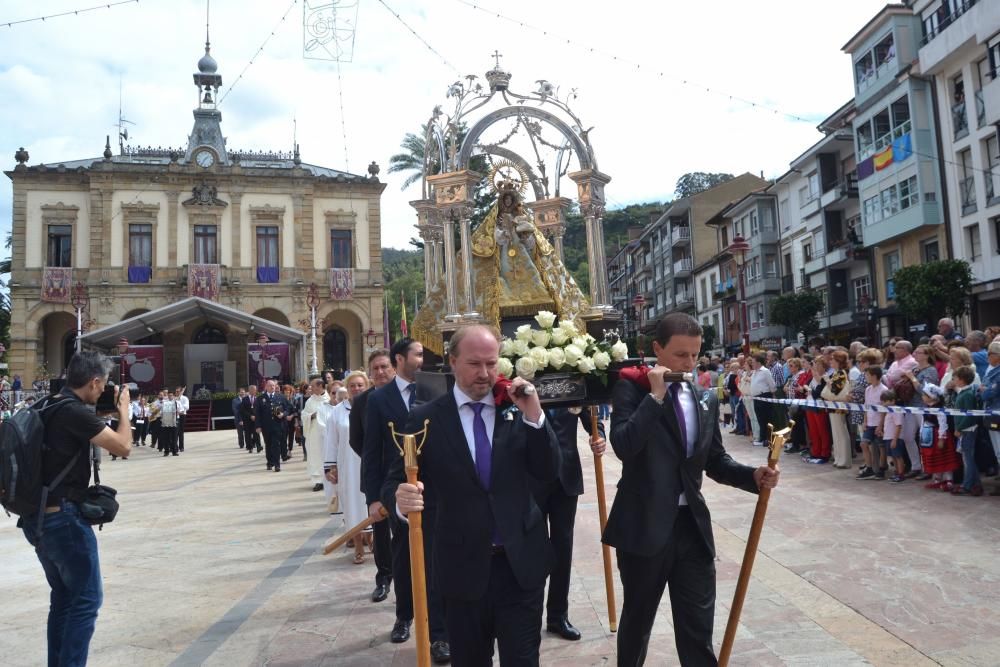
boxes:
[669,382,691,457]
[469,402,492,490]
[406,384,416,409]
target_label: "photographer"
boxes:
[20,351,132,667]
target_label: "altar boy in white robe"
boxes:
[300,378,329,493]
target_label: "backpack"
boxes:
[0,394,77,519]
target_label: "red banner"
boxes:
[41,267,72,303]
[121,345,164,395]
[189,263,220,300]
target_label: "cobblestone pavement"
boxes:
[2,425,999,666]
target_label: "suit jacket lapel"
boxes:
[689,381,712,453]
[387,381,406,417]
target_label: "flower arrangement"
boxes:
[498,310,629,383]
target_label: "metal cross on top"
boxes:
[491,49,502,68]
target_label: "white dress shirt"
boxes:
[395,376,415,412]
[671,382,699,506]
[177,394,190,415]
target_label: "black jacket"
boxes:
[539,407,605,497]
[602,380,758,558]
[363,380,409,507]
[255,391,291,432]
[381,391,561,600]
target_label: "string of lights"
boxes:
[453,0,820,125]
[375,0,462,77]
[1,0,139,28]
[218,0,299,105]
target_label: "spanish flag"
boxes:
[874,144,893,171]
[400,290,409,338]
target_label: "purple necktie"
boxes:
[469,402,492,490]
[669,382,690,457]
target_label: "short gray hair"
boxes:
[65,351,113,389]
[988,341,1000,356]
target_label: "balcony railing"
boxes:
[953,101,969,140]
[781,275,794,293]
[986,169,1000,204]
[921,0,979,45]
[859,120,912,160]
[673,257,693,274]
[671,226,691,245]
[975,89,986,128]
[960,176,977,215]
[840,171,859,197]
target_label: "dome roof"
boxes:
[197,48,218,74]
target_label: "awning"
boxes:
[79,296,306,349]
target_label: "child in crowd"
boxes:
[951,366,984,496]
[857,366,888,480]
[917,383,961,491]
[880,390,906,483]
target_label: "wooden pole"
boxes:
[591,408,618,633]
[322,507,387,555]
[717,421,791,667]
[403,434,431,667]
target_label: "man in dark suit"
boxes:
[532,407,605,641]
[364,338,450,662]
[388,325,561,666]
[232,388,247,449]
[256,379,292,472]
[241,384,262,453]
[603,313,780,666]
[350,348,395,604]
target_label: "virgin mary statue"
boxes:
[412,181,588,356]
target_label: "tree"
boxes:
[674,172,735,199]
[892,259,974,328]
[769,290,826,339]
[700,324,717,355]
[387,127,431,191]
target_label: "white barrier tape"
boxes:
[753,396,1000,418]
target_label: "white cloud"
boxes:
[0,0,888,254]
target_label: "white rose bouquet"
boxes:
[496,310,629,385]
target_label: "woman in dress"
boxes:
[822,350,853,470]
[325,370,371,564]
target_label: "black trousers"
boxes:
[177,415,186,451]
[445,552,544,666]
[160,426,178,455]
[372,517,392,586]
[752,392,775,441]
[245,423,261,452]
[235,421,246,448]
[389,512,447,642]
[264,426,283,469]
[616,508,717,667]
[284,422,296,457]
[533,481,578,621]
[150,420,161,449]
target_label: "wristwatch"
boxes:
[649,392,665,405]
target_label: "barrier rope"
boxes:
[753,396,1000,419]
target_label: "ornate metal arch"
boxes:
[457,106,594,173]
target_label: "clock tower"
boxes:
[184,28,228,167]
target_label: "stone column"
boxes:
[229,189,243,269]
[425,170,482,322]
[166,190,180,271]
[569,169,614,313]
[457,206,479,319]
[531,196,571,262]
[441,215,460,319]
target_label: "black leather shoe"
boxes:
[312,483,323,492]
[371,583,390,603]
[390,618,411,643]
[430,640,451,664]
[546,617,581,641]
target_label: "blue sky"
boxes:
[0,0,889,256]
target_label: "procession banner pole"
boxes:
[591,407,618,633]
[391,420,431,667]
[322,507,387,555]
[718,420,791,667]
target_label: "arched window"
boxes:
[192,324,227,344]
[323,328,348,372]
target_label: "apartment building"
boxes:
[844,4,949,340]
[912,0,1000,327]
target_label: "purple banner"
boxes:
[248,342,290,386]
[122,345,164,394]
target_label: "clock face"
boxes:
[195,149,215,167]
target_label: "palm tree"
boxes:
[387,128,431,192]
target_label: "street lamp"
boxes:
[71,281,88,354]
[365,328,378,349]
[632,293,646,358]
[306,282,320,376]
[727,235,751,356]
[114,337,129,386]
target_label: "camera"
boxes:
[96,381,139,414]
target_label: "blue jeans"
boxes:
[960,431,980,491]
[21,500,103,667]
